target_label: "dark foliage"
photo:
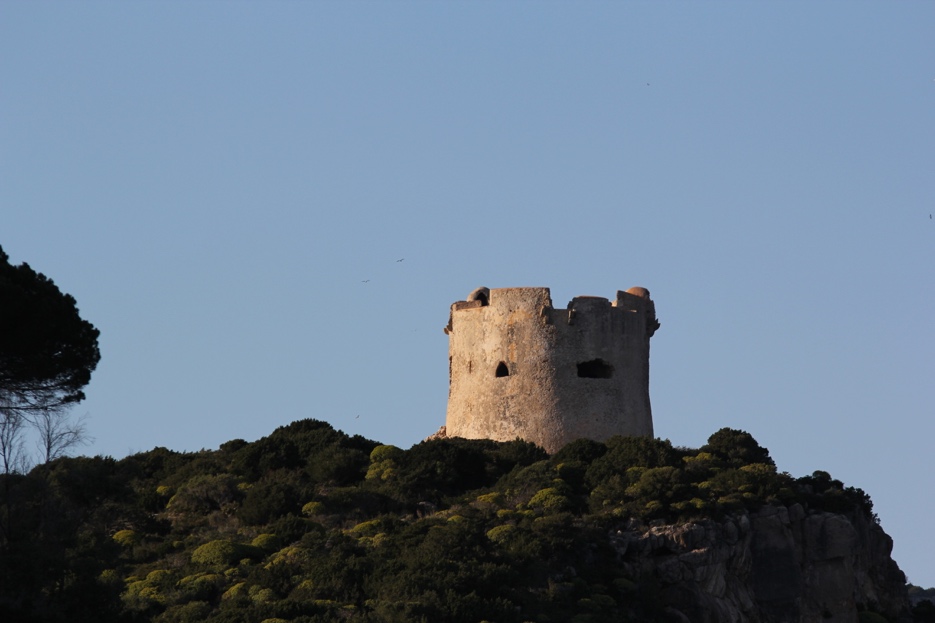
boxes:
[0,420,894,623]
[701,427,775,467]
[914,600,935,623]
[0,245,100,412]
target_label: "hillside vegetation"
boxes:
[0,420,903,622]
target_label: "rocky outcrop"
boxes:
[610,505,910,622]
[424,425,447,442]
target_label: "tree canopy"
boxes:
[0,245,100,414]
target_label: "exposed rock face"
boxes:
[610,505,910,622]
[423,425,448,442]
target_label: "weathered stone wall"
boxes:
[444,286,659,453]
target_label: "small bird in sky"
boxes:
[361,279,370,283]
[355,414,360,419]
[396,258,404,262]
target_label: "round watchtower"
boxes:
[443,286,659,453]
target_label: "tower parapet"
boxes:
[444,286,659,453]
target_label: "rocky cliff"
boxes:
[609,504,910,623]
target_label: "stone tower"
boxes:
[443,286,660,454]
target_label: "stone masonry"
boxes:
[443,286,659,453]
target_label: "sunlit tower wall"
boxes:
[444,286,660,454]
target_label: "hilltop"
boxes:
[0,420,926,622]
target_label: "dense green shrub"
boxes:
[552,437,608,464]
[251,533,283,552]
[701,428,775,467]
[167,474,242,515]
[528,486,572,512]
[238,474,305,525]
[113,528,141,548]
[585,436,682,489]
[191,540,262,569]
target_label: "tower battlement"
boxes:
[444,286,659,453]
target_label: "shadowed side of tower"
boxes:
[444,286,659,454]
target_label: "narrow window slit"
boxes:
[495,361,510,377]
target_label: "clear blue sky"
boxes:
[2,2,933,587]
